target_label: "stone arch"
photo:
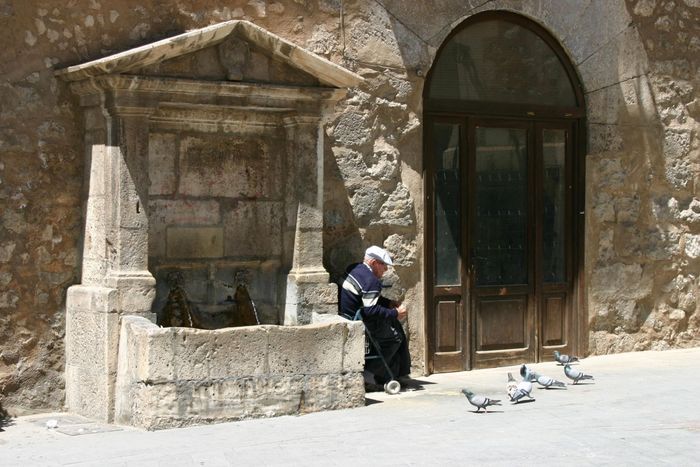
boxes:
[421,2,660,360]
[422,9,590,371]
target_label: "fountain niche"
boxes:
[58,21,365,429]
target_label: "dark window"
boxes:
[427,19,577,107]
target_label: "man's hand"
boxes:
[396,304,408,320]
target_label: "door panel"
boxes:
[433,122,462,287]
[470,122,535,368]
[473,127,529,286]
[428,120,468,372]
[541,293,566,346]
[436,299,462,352]
[433,293,465,370]
[475,295,528,350]
[537,124,574,358]
[541,128,568,284]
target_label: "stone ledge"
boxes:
[119,373,364,430]
[66,285,119,313]
[115,316,365,429]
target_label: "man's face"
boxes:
[369,258,388,278]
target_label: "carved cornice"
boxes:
[70,75,347,112]
[55,20,363,88]
[150,103,298,132]
[281,115,322,128]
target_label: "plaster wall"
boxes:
[0,0,698,414]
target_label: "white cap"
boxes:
[365,245,393,266]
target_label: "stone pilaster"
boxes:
[284,117,338,325]
[104,108,156,315]
[65,85,156,422]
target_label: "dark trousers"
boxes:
[364,317,411,384]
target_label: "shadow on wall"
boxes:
[322,2,426,288]
[379,2,700,353]
[323,133,365,285]
[586,1,700,352]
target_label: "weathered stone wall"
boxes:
[322,0,426,375]
[585,0,700,353]
[0,0,354,414]
[115,314,364,430]
[148,126,288,325]
[0,1,85,414]
[1,0,698,414]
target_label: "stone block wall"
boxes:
[147,128,288,325]
[115,315,364,430]
[1,0,698,415]
[584,0,700,353]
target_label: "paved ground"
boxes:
[1,347,699,466]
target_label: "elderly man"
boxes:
[339,246,410,389]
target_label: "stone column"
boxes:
[283,116,338,325]
[104,107,157,314]
[65,85,156,422]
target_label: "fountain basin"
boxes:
[115,315,365,430]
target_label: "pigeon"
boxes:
[520,364,537,382]
[507,372,518,395]
[532,373,567,389]
[554,350,580,365]
[461,389,501,413]
[564,364,594,384]
[520,364,566,388]
[508,379,534,403]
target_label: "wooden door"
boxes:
[426,118,577,371]
[469,121,535,368]
[423,11,586,373]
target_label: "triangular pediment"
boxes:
[55,20,362,88]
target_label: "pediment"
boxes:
[55,20,361,88]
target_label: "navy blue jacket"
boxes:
[339,263,397,321]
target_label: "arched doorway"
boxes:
[424,12,585,372]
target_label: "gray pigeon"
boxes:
[554,350,580,365]
[508,379,534,403]
[520,364,536,382]
[520,364,566,388]
[461,389,501,413]
[564,364,594,384]
[532,372,567,389]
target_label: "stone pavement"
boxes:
[1,347,698,466]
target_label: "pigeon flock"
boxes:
[461,351,594,413]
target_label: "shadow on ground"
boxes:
[364,378,435,405]
[0,402,14,432]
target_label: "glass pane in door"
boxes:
[542,129,566,283]
[474,127,528,286]
[433,123,461,286]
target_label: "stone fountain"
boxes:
[58,21,365,429]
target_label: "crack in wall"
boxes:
[576,21,637,68]
[584,72,650,95]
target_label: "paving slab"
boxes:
[0,348,698,466]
